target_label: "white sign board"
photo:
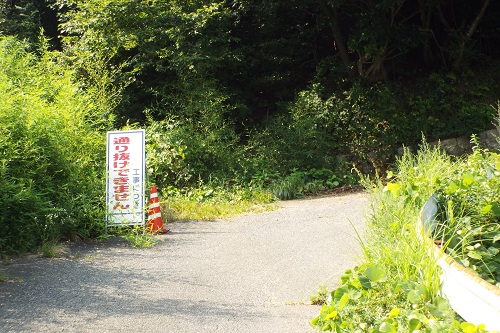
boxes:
[106,129,145,226]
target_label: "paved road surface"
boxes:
[0,193,369,333]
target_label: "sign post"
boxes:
[106,129,146,227]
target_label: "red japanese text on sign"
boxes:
[106,130,145,226]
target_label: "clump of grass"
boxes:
[41,241,69,258]
[161,186,276,221]
[0,269,8,282]
[112,226,157,249]
[98,186,275,249]
[310,285,330,305]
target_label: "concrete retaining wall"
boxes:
[398,129,500,156]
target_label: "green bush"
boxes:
[406,72,497,141]
[246,114,334,175]
[0,37,108,254]
[269,168,353,200]
[431,141,500,286]
[146,115,241,189]
[271,70,498,177]
[253,82,400,174]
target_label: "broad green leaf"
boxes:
[324,310,338,320]
[349,277,362,290]
[406,183,413,196]
[358,274,372,290]
[409,318,422,331]
[384,182,400,198]
[408,310,428,323]
[493,234,500,243]
[480,204,492,215]
[338,293,349,310]
[460,322,477,333]
[340,269,353,284]
[408,289,423,304]
[364,264,386,282]
[446,181,459,194]
[349,287,362,300]
[429,296,449,318]
[462,172,474,187]
[487,247,499,256]
[467,251,482,260]
[334,286,348,303]
[415,284,428,299]
[388,308,399,319]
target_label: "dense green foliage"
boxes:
[48,0,500,178]
[1,1,500,254]
[0,37,110,254]
[312,142,498,332]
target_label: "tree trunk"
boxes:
[419,0,434,66]
[357,53,388,82]
[452,0,491,71]
[316,0,355,77]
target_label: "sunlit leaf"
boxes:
[467,251,482,260]
[337,293,349,310]
[462,172,474,187]
[460,322,477,333]
[349,287,362,300]
[480,204,492,215]
[324,310,338,320]
[365,264,386,282]
[493,234,500,243]
[384,182,400,198]
[334,286,348,303]
[388,308,399,319]
[408,310,428,323]
[446,181,459,194]
[429,296,449,318]
[408,289,423,304]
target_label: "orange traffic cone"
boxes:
[147,186,170,234]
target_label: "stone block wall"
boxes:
[398,129,500,156]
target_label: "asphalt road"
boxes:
[0,192,369,333]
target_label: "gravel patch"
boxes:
[0,192,369,333]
